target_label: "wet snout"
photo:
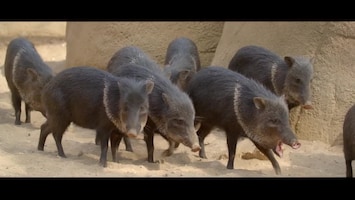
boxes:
[170,126,201,152]
[126,128,139,138]
[299,86,313,109]
[289,138,301,149]
[191,143,201,152]
[185,126,201,152]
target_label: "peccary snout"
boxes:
[274,137,301,158]
[302,100,313,109]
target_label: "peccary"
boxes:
[343,104,355,178]
[107,46,200,162]
[228,45,314,111]
[4,37,54,125]
[97,45,162,152]
[37,66,154,167]
[186,66,301,175]
[107,45,159,72]
[163,37,201,91]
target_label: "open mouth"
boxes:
[274,141,283,158]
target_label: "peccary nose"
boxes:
[290,139,301,149]
[127,129,139,138]
[191,143,201,152]
[302,101,313,109]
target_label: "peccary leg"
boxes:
[159,133,176,157]
[50,118,70,158]
[38,120,51,151]
[11,92,22,125]
[346,160,353,178]
[24,103,31,123]
[144,130,155,163]
[226,130,239,169]
[98,129,110,167]
[196,123,213,159]
[253,142,281,175]
[123,136,133,152]
[110,130,124,162]
[53,131,66,158]
[95,131,100,145]
[162,137,176,157]
[98,131,133,152]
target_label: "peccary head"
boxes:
[155,92,200,152]
[163,54,197,91]
[283,56,314,110]
[235,86,301,157]
[104,78,154,138]
[17,67,53,116]
[252,96,301,157]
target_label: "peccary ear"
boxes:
[163,65,172,79]
[162,93,172,107]
[26,68,39,81]
[280,94,287,103]
[178,70,191,81]
[194,121,201,131]
[145,79,154,94]
[190,55,198,71]
[253,97,266,110]
[284,56,295,68]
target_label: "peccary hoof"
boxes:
[226,165,234,170]
[275,169,281,175]
[174,143,180,148]
[100,163,108,168]
[125,147,133,152]
[99,160,107,167]
[199,152,207,159]
[14,120,21,125]
[161,149,174,157]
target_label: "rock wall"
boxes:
[211,22,355,145]
[65,22,224,69]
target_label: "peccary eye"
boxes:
[269,119,280,125]
[140,105,147,112]
[140,106,148,116]
[174,119,185,126]
[295,78,301,84]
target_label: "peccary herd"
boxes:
[2,36,353,177]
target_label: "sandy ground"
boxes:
[0,37,347,178]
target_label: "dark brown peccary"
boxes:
[37,66,154,167]
[228,45,314,111]
[96,45,162,152]
[185,66,301,175]
[4,37,54,125]
[343,104,355,178]
[107,46,200,160]
[163,37,201,91]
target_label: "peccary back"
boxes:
[228,45,313,110]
